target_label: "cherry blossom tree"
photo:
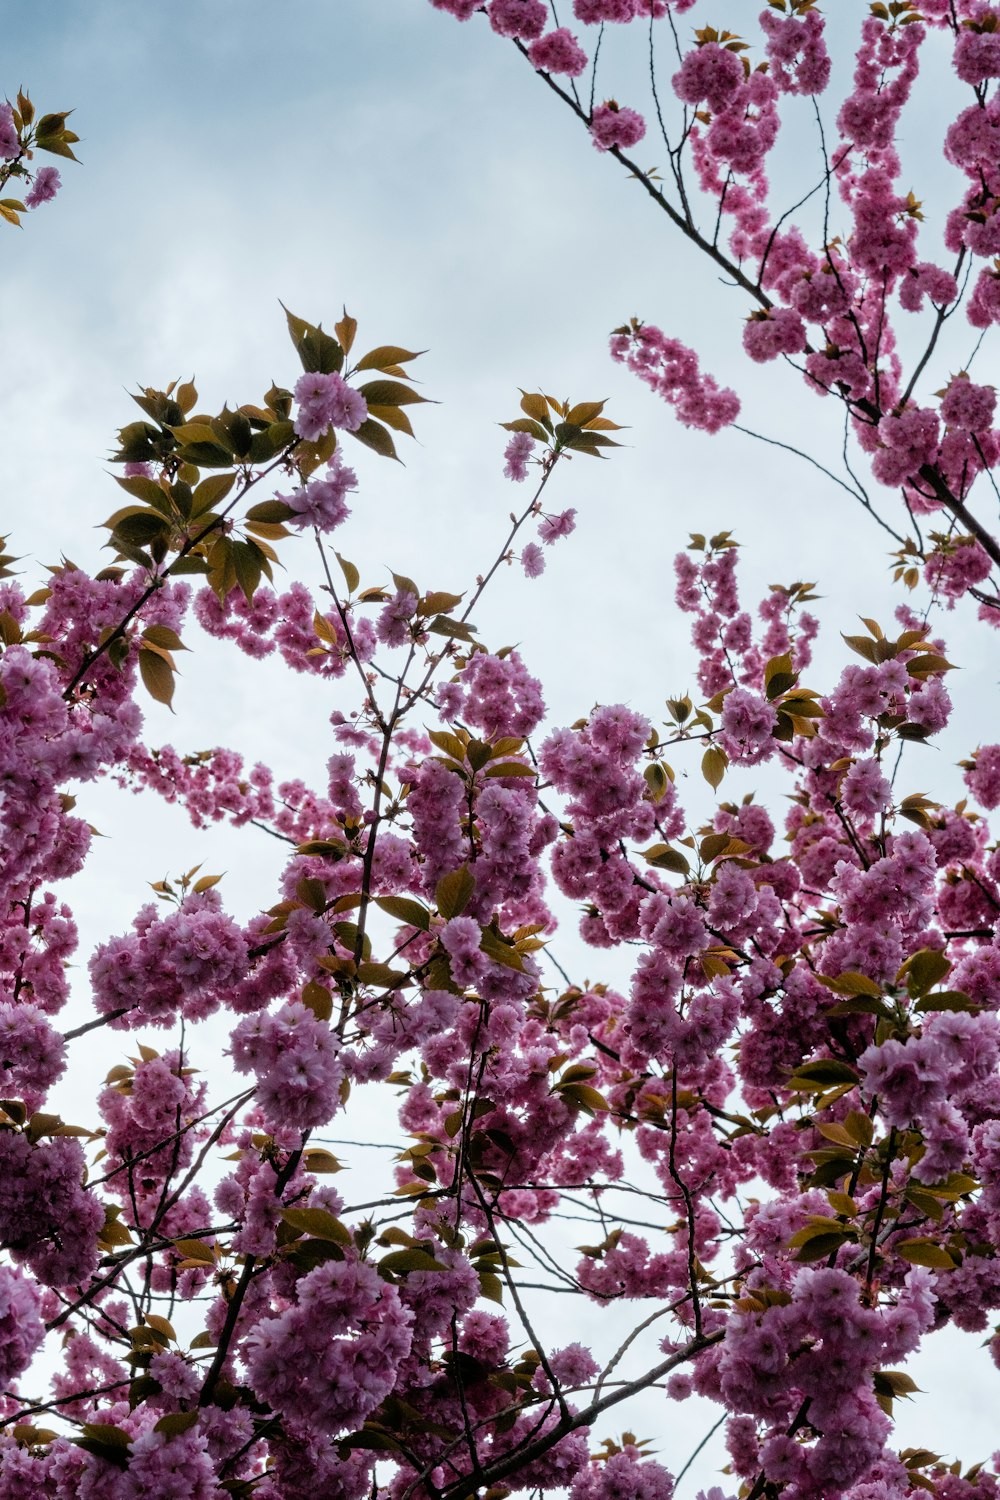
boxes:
[3,7,1000,1496]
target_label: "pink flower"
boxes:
[720,688,777,766]
[673,43,745,114]
[539,507,576,543]
[504,429,535,481]
[487,0,547,39]
[742,307,806,363]
[590,101,646,152]
[293,371,367,441]
[955,26,1000,86]
[940,375,997,432]
[521,542,546,577]
[611,323,740,432]
[529,28,589,77]
[25,166,60,208]
[0,104,18,159]
[965,744,1000,810]
[285,451,357,531]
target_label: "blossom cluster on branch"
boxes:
[7,4,1000,1495]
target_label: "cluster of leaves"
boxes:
[500,391,624,459]
[0,92,78,227]
[96,308,428,704]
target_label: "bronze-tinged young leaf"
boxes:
[817,970,882,999]
[794,1230,853,1263]
[702,745,727,790]
[565,400,606,426]
[301,981,333,1021]
[484,761,535,778]
[642,843,690,875]
[355,345,425,372]
[142,625,185,651]
[358,379,430,408]
[304,1148,343,1174]
[335,309,358,357]
[368,404,415,437]
[519,392,551,424]
[172,1238,216,1264]
[905,654,954,677]
[282,1207,352,1245]
[500,417,550,443]
[479,926,525,972]
[436,865,475,921]
[416,590,465,617]
[138,647,175,710]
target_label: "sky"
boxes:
[3,1,999,1490]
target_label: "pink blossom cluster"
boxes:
[610,323,740,432]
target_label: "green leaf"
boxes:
[138,647,175,710]
[436,866,475,921]
[895,1238,956,1270]
[192,472,236,516]
[375,895,431,930]
[897,948,951,1000]
[112,511,169,547]
[154,1411,200,1439]
[281,1208,352,1245]
[232,540,262,602]
[914,990,982,1014]
[351,418,398,461]
[379,1248,451,1274]
[248,420,296,464]
[787,1058,860,1088]
[115,474,165,507]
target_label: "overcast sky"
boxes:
[4,2,999,1489]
